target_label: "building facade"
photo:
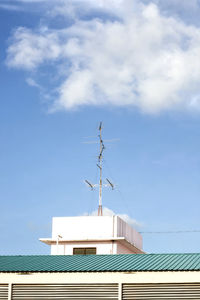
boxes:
[0,253,200,299]
[40,215,144,255]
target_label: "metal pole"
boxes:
[85,123,114,215]
[56,235,63,255]
[56,236,59,255]
[98,123,103,216]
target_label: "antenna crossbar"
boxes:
[85,180,94,190]
[106,178,114,190]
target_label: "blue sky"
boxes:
[1,0,200,255]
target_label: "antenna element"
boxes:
[106,178,114,190]
[85,180,94,190]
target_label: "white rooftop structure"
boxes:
[40,215,144,255]
[40,124,144,255]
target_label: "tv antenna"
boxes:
[85,122,114,216]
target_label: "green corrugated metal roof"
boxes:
[1,254,200,272]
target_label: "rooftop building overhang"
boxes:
[39,237,144,254]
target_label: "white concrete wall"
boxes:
[51,241,142,255]
[1,271,200,284]
[50,215,143,255]
[116,217,142,250]
[51,241,116,255]
[116,243,137,254]
[2,271,200,300]
[52,216,114,240]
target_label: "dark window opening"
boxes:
[73,247,96,255]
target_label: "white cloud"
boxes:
[0,4,22,11]
[16,0,51,2]
[6,0,200,113]
[26,78,39,87]
[144,0,200,26]
[149,0,199,13]
[7,27,62,70]
[85,207,142,228]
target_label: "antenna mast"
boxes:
[97,122,104,216]
[85,122,114,216]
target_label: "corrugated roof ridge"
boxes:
[144,254,172,271]
[127,254,156,271]
[164,253,185,271]
[171,253,200,270]
[1,253,200,257]
[191,253,200,270]
[0,252,200,257]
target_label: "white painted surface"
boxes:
[3,272,200,300]
[116,217,142,250]
[117,243,136,254]
[1,271,200,284]
[52,216,114,240]
[41,215,143,254]
[51,241,114,255]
